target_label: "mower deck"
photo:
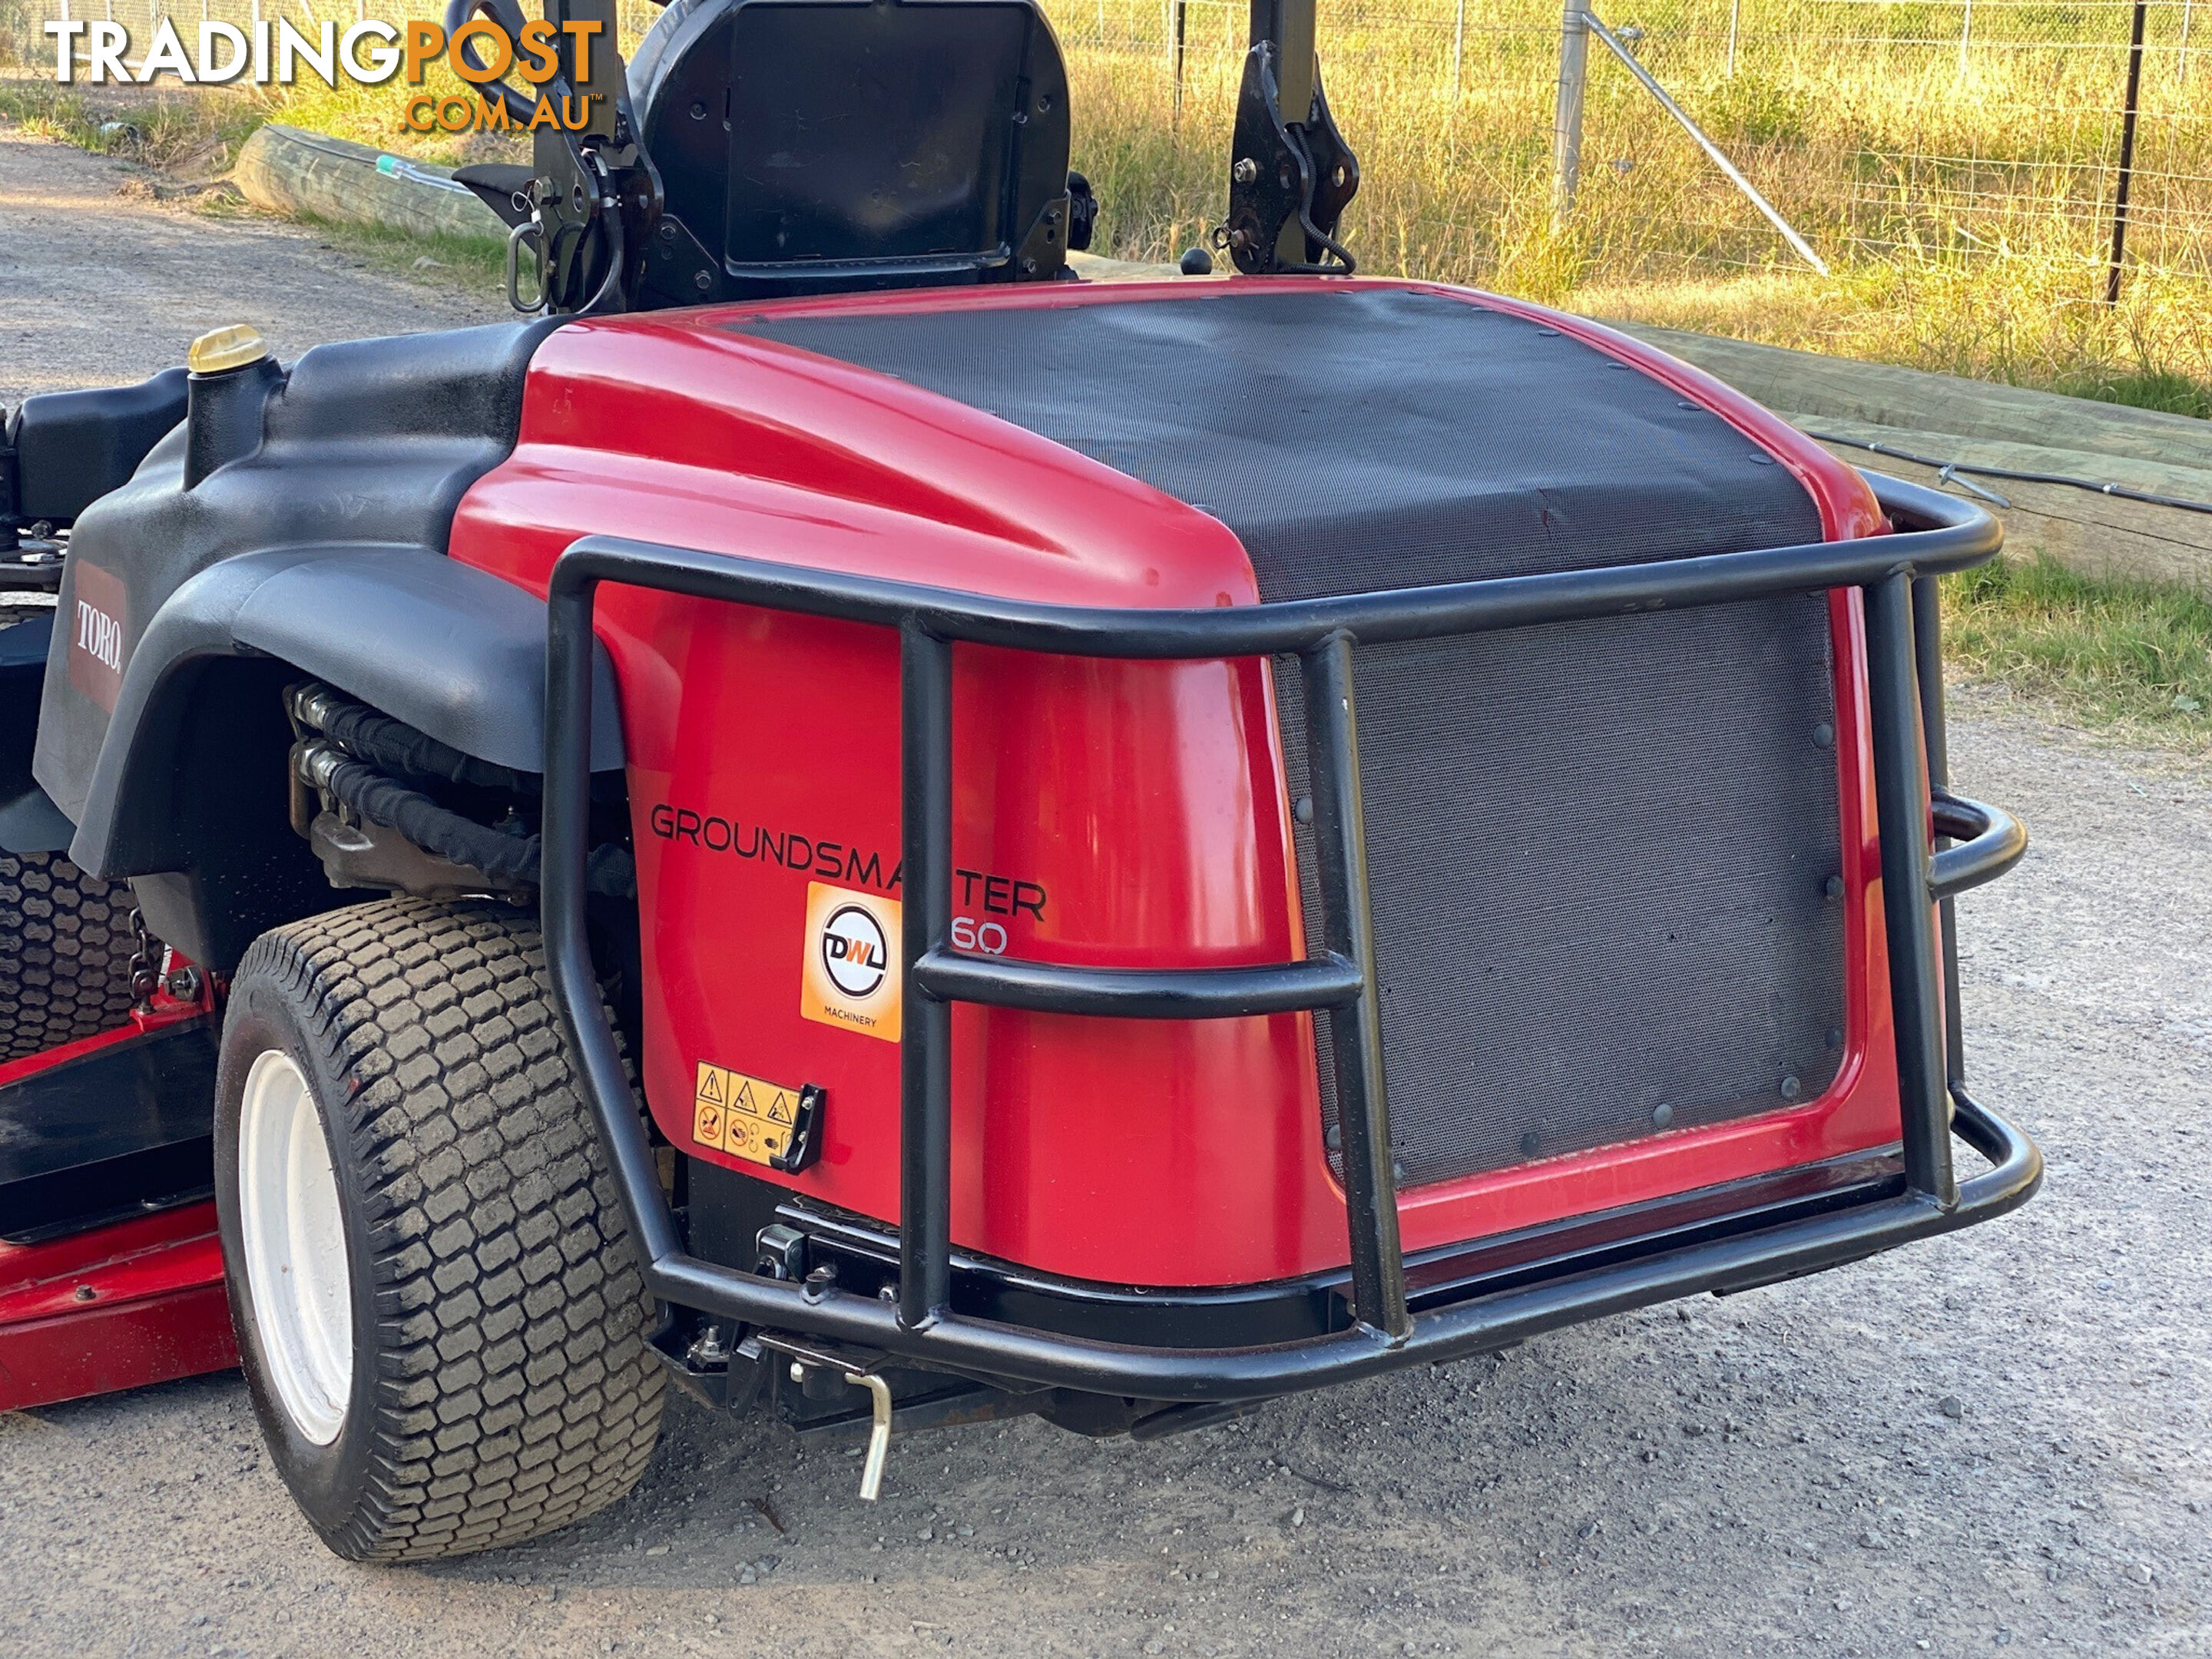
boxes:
[0,1015,234,1412]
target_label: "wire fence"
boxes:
[3,0,2207,294]
[1051,0,2210,289]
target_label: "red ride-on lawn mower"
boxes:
[1,0,2038,1563]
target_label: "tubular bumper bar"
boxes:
[1929,791,2027,901]
[540,471,2041,1404]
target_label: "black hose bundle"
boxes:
[310,696,534,792]
[314,750,637,900]
[291,682,638,899]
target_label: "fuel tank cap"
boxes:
[187,323,270,376]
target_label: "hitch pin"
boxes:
[851,1373,892,1501]
[770,1338,892,1499]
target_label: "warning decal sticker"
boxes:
[800,880,902,1044]
[694,1060,806,1167]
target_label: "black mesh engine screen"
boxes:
[739,288,1846,1184]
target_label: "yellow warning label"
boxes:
[693,1061,800,1167]
[692,1097,724,1149]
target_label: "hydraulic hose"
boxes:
[290,681,532,792]
[308,747,638,899]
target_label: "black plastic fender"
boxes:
[0,611,75,853]
[55,546,625,884]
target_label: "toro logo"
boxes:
[800,881,901,1043]
[67,561,129,712]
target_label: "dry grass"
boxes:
[3,0,2207,408]
[8,7,2211,740]
[0,74,268,172]
[1059,0,2212,406]
[1575,264,2212,414]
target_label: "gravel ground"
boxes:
[2,126,2208,1659]
[0,128,498,405]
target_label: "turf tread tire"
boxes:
[0,850,140,1063]
[218,898,664,1562]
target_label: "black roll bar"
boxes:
[539,469,2041,1403]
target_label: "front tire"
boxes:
[214,898,665,1562]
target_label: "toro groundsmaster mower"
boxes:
[0,0,2039,1563]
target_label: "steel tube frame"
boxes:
[1300,631,1409,1338]
[1928,792,2025,902]
[541,470,2038,1403]
[899,624,955,1330]
[1863,572,1955,1207]
[1916,571,1969,1088]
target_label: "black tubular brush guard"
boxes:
[538,470,2039,1403]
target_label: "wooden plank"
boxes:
[1613,321,2212,476]
[233,124,508,247]
[1807,431,2212,592]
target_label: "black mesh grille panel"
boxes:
[740,288,1846,1183]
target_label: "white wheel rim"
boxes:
[238,1048,353,1445]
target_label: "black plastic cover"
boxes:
[54,543,626,889]
[629,0,1073,302]
[26,318,592,969]
[35,320,564,838]
[738,288,1846,1186]
[8,369,189,528]
[0,1019,220,1243]
[0,611,73,852]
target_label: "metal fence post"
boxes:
[2105,0,2149,304]
[1554,2,1589,225]
[1452,0,1466,101]
[1956,0,1972,75]
[2181,0,2194,86]
[1726,0,1740,76]
[1171,0,1186,124]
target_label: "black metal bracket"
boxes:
[1065,172,1098,253]
[767,1084,826,1175]
[0,415,19,553]
[0,552,64,593]
[448,0,664,316]
[1220,0,1359,275]
[539,469,2038,1404]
